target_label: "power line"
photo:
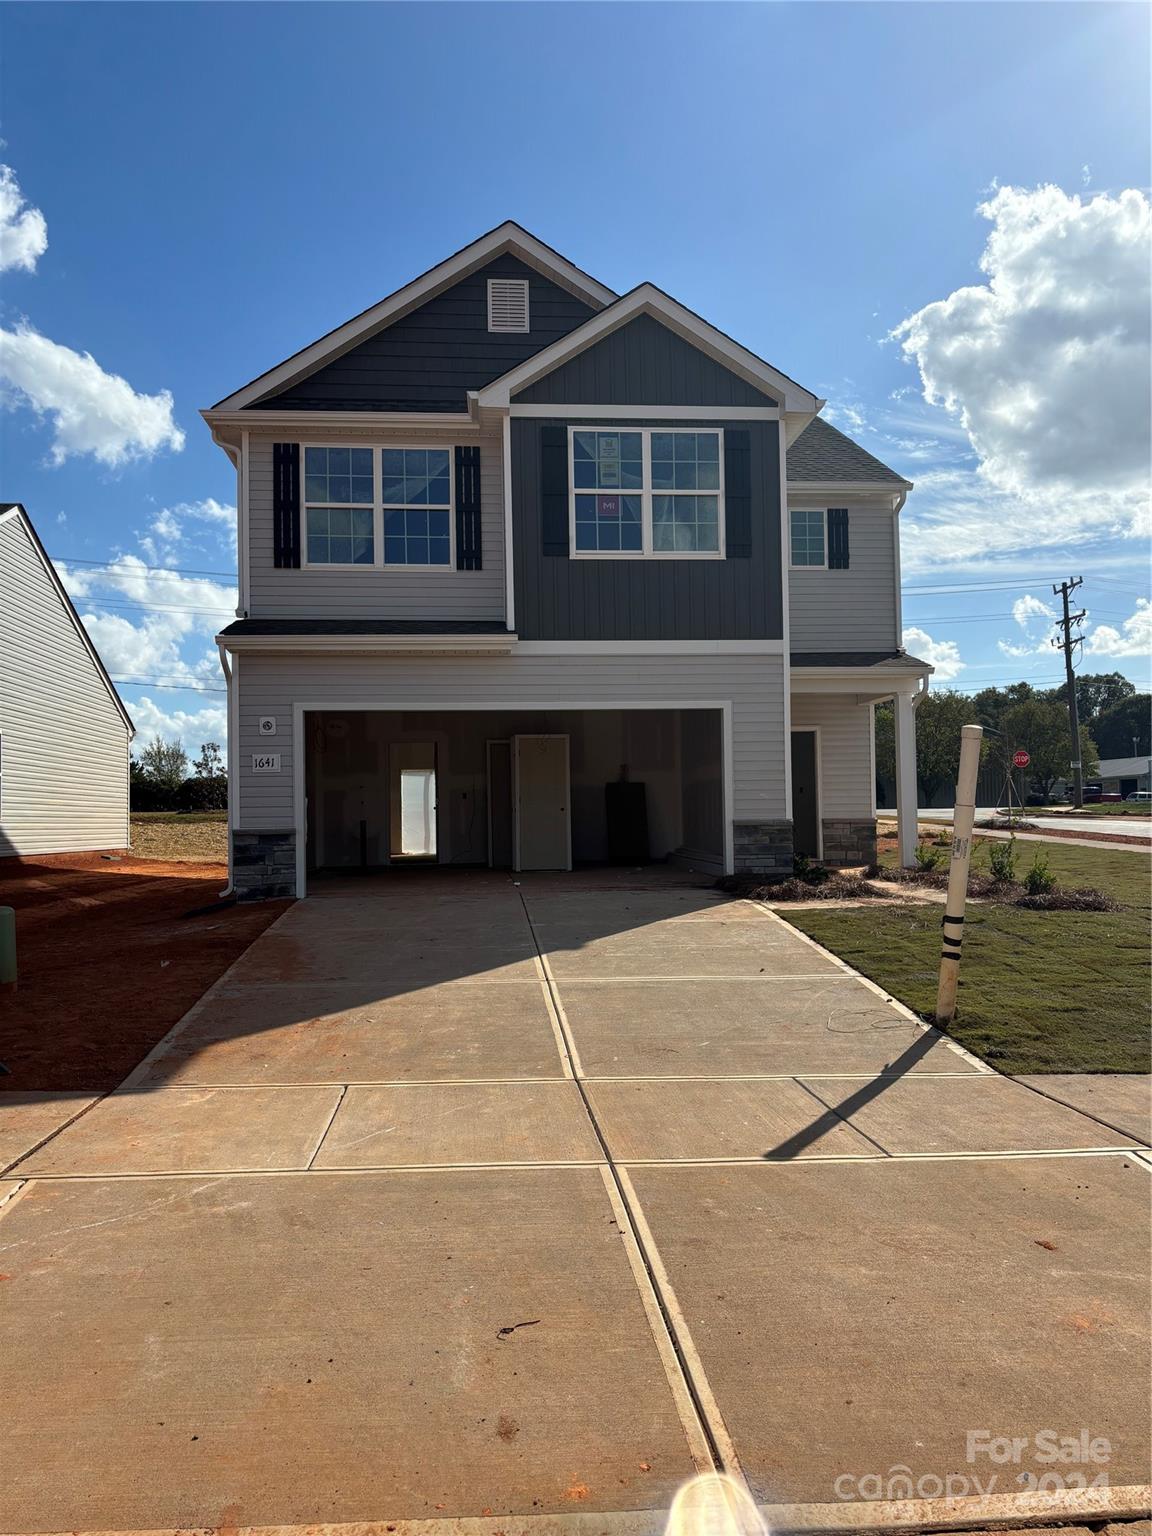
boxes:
[74,596,234,618]
[50,553,237,581]
[904,609,1127,627]
[111,676,227,694]
[904,576,1149,599]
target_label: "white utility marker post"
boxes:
[936,723,984,1024]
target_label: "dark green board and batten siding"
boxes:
[514,314,776,407]
[511,416,782,641]
[250,256,596,414]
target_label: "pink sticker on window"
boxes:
[596,495,620,518]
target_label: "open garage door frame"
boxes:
[292,699,735,899]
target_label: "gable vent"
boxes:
[488,277,530,333]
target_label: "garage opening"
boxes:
[302,707,726,881]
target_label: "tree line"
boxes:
[876,672,1149,805]
[131,738,227,811]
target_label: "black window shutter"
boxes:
[724,430,752,558]
[541,425,569,557]
[828,507,850,568]
[455,445,482,570]
[272,442,301,568]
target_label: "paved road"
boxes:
[2,871,1149,1533]
[916,807,1151,840]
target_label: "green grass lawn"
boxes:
[783,838,1150,1075]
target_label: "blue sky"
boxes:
[2,1,1149,754]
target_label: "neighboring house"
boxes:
[205,223,928,899]
[0,503,134,857]
[1092,756,1151,797]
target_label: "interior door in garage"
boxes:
[512,734,571,871]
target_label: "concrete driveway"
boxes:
[2,872,1149,1535]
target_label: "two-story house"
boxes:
[205,223,929,899]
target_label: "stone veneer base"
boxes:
[732,819,793,878]
[232,830,296,900]
[821,818,877,867]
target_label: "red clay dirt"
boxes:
[0,852,289,1094]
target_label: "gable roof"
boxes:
[788,416,910,488]
[475,283,822,415]
[0,503,135,735]
[210,222,617,413]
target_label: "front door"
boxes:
[512,734,571,871]
[790,730,820,859]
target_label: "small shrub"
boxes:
[988,838,1018,884]
[914,841,945,872]
[792,854,831,886]
[1022,852,1056,896]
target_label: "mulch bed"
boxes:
[0,852,289,1093]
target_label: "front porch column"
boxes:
[894,687,919,867]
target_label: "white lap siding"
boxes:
[787,499,899,652]
[0,513,131,856]
[234,651,787,831]
[245,425,506,621]
[790,694,875,819]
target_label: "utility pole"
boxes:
[1052,577,1086,808]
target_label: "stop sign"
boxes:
[1012,749,1030,768]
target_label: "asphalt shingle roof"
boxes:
[789,417,909,486]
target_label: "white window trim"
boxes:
[789,505,827,570]
[567,426,726,561]
[301,443,456,572]
[487,277,530,334]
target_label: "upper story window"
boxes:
[789,507,826,568]
[303,446,454,568]
[488,277,530,333]
[570,428,724,558]
[382,449,452,567]
[304,447,375,566]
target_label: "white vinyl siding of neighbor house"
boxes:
[0,513,131,856]
[787,499,899,652]
[791,694,876,818]
[232,651,787,831]
[245,427,506,620]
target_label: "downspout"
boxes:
[218,642,235,898]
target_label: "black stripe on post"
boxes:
[455,445,482,570]
[828,507,850,568]
[541,425,569,557]
[272,443,301,568]
[724,430,752,558]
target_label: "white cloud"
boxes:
[60,553,235,616]
[140,497,235,565]
[58,555,235,702]
[997,594,1057,657]
[1084,598,1152,659]
[903,625,966,681]
[130,696,228,760]
[892,184,1151,542]
[0,164,47,273]
[0,321,185,465]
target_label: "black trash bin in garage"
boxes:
[604,778,649,864]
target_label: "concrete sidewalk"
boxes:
[1,872,1149,1535]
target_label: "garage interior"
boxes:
[303,708,726,875]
